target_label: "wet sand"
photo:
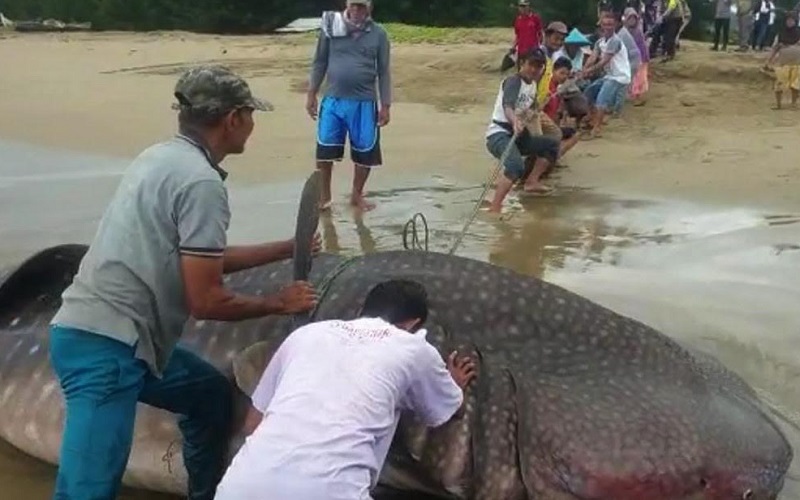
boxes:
[1,29,799,499]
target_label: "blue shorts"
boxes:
[584,78,628,112]
[316,96,382,167]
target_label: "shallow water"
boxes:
[1,139,799,498]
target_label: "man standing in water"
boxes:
[307,0,391,212]
[48,65,318,500]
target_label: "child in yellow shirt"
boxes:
[766,11,800,109]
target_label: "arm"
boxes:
[377,30,392,126]
[500,76,523,130]
[662,0,676,18]
[241,339,290,436]
[535,15,544,48]
[176,181,316,321]
[223,241,292,274]
[377,31,392,108]
[405,346,469,428]
[584,38,620,75]
[308,32,330,97]
[306,32,330,119]
[766,40,783,66]
[511,19,519,52]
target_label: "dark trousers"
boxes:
[662,17,682,58]
[713,18,731,50]
[753,18,769,50]
[648,22,664,56]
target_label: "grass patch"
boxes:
[382,23,508,45]
[284,23,509,45]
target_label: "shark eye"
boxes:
[743,489,753,499]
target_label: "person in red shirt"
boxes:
[543,57,580,164]
[510,0,543,68]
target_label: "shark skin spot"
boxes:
[0,383,17,406]
[24,422,40,443]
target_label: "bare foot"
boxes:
[520,182,554,196]
[581,129,603,140]
[350,194,376,212]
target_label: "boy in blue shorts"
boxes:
[306,0,391,212]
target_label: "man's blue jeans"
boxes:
[49,325,233,500]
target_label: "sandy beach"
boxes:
[0,29,797,211]
[1,27,800,499]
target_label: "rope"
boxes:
[447,129,521,256]
[402,213,429,251]
[304,256,361,322]
[446,89,563,257]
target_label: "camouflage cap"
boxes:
[172,65,273,115]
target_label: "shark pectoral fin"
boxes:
[231,341,278,397]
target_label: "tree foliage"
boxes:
[1,0,798,35]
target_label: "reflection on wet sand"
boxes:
[2,145,799,498]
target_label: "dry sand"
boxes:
[0,29,797,212]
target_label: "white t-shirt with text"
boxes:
[214,318,464,500]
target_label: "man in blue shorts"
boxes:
[306,0,391,212]
[580,14,632,138]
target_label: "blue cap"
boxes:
[564,28,591,46]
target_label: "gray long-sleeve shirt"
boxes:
[309,20,392,105]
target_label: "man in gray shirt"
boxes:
[713,0,733,50]
[48,65,317,500]
[306,0,391,212]
[616,20,642,114]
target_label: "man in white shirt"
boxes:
[580,14,632,138]
[214,279,477,500]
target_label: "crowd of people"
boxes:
[485,0,800,212]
